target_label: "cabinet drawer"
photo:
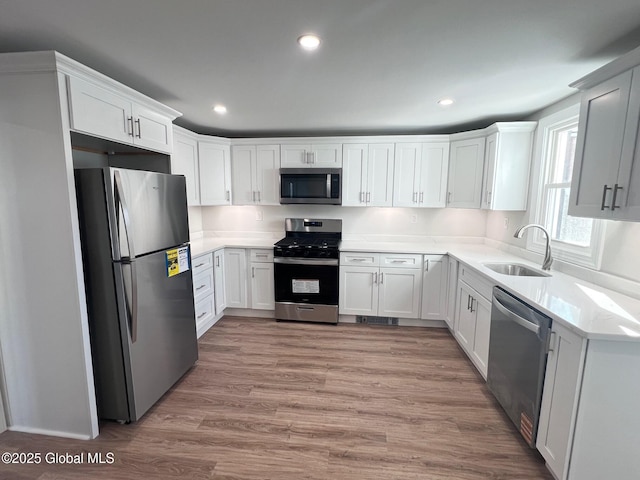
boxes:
[381,253,423,269]
[193,269,214,303]
[195,293,215,330]
[250,249,274,263]
[459,264,493,300]
[340,252,380,266]
[192,253,213,276]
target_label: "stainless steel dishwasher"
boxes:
[487,286,552,448]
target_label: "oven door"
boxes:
[274,258,339,305]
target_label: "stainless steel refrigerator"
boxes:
[75,167,198,423]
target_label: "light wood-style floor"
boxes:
[0,317,553,479]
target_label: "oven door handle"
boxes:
[492,295,540,334]
[274,257,339,266]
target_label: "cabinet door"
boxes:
[67,76,132,145]
[342,144,368,206]
[312,144,342,167]
[378,268,422,319]
[481,132,498,210]
[392,143,421,207]
[171,131,200,206]
[367,144,395,207]
[213,250,226,313]
[131,103,173,154]
[419,142,450,207]
[614,65,640,221]
[255,145,280,205]
[537,323,585,480]
[199,141,231,205]
[471,293,491,379]
[447,137,485,208]
[250,262,275,310]
[224,249,247,308]
[455,281,476,354]
[281,144,310,167]
[231,145,256,205]
[569,70,633,218]
[420,255,446,320]
[445,257,458,330]
[339,266,378,316]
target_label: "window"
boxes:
[528,105,605,268]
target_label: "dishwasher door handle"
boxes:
[492,295,540,334]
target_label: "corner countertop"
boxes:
[190,234,640,342]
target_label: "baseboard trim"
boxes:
[9,425,93,440]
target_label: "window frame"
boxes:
[527,104,605,269]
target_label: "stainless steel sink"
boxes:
[483,263,550,277]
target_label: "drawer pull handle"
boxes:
[352,258,367,262]
[391,260,406,263]
[197,312,207,319]
[195,263,205,268]
[196,285,207,291]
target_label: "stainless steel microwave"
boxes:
[280,168,342,205]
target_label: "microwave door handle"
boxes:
[326,174,331,198]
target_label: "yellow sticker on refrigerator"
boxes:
[166,245,190,277]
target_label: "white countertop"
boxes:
[190,234,640,342]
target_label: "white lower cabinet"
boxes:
[420,254,447,320]
[536,323,640,480]
[224,248,248,308]
[339,253,422,319]
[249,249,275,310]
[454,264,493,378]
[213,249,226,313]
[445,256,458,330]
[191,252,218,338]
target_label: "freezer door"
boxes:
[119,248,198,421]
[110,167,190,258]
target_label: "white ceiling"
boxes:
[2,0,640,137]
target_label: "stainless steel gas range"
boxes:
[273,218,341,324]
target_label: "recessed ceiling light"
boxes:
[298,34,321,51]
[438,98,454,106]
[212,104,227,114]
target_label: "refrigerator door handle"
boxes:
[114,170,136,260]
[122,260,139,343]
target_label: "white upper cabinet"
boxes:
[171,128,200,206]
[67,76,176,154]
[447,136,485,208]
[569,62,640,221]
[199,140,232,205]
[342,143,394,206]
[231,145,280,205]
[481,122,537,211]
[281,143,342,167]
[393,141,450,208]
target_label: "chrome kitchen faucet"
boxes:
[513,224,553,271]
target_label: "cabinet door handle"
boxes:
[127,116,134,137]
[226,190,230,201]
[419,192,424,203]
[601,184,611,210]
[448,192,452,204]
[470,297,476,313]
[366,192,371,203]
[134,118,141,138]
[373,272,378,284]
[380,272,384,284]
[216,256,220,267]
[611,184,623,211]
[467,294,472,311]
[413,192,417,203]
[487,191,492,205]
[360,192,364,203]
[425,259,429,272]
[258,191,261,202]
[251,267,255,278]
